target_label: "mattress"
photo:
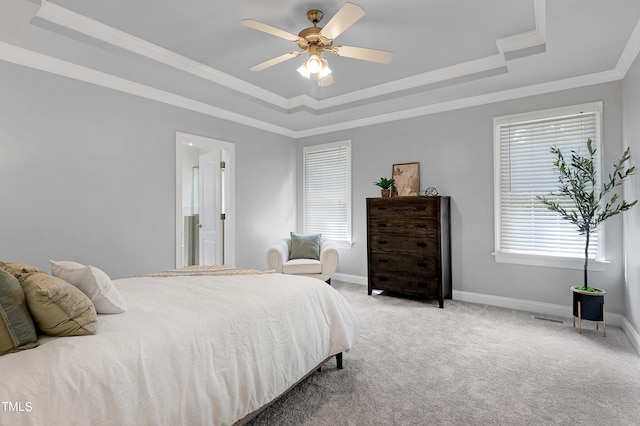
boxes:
[0,273,358,426]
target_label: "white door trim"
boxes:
[175,132,235,268]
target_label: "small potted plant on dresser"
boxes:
[538,139,637,336]
[374,177,395,198]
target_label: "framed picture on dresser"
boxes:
[392,162,420,196]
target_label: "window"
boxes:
[303,141,352,247]
[493,102,606,269]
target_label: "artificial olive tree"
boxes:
[538,139,636,291]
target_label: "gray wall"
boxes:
[623,55,640,334]
[1,54,634,319]
[298,81,628,314]
[0,61,296,279]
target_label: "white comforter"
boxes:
[0,273,358,426]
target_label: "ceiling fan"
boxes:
[241,3,393,86]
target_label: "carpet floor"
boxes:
[247,281,640,426]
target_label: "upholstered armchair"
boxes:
[267,235,339,284]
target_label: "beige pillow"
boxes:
[0,261,44,281]
[20,271,97,336]
[50,260,127,314]
[0,268,39,355]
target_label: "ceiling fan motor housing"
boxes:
[297,26,333,50]
[297,9,333,50]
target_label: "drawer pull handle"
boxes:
[417,242,427,247]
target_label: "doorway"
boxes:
[175,132,235,268]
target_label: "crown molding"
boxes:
[34,1,291,109]
[315,54,508,111]
[288,94,319,110]
[2,0,636,139]
[0,41,296,137]
[295,69,623,138]
[310,0,546,110]
[616,9,640,77]
[0,40,625,139]
[34,0,546,114]
[496,0,546,55]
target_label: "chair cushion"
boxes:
[290,232,322,260]
[283,259,322,275]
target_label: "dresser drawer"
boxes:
[369,270,441,297]
[368,217,439,239]
[367,198,439,219]
[369,252,439,275]
[368,233,439,256]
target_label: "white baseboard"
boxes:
[453,289,574,318]
[334,274,639,355]
[622,316,640,355]
[452,289,629,328]
[333,272,367,286]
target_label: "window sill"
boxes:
[492,252,609,271]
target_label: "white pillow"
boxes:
[50,260,127,314]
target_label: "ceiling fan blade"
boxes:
[320,3,365,40]
[250,52,301,71]
[241,19,301,42]
[333,45,393,64]
[318,73,334,87]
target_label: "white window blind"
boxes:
[494,103,602,262]
[303,141,351,242]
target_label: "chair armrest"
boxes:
[267,239,289,272]
[319,240,339,275]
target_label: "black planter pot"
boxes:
[571,286,606,336]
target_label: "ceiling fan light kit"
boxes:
[300,44,324,73]
[241,2,393,87]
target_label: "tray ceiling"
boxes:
[2,0,640,137]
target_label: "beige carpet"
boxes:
[248,280,640,425]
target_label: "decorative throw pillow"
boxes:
[0,268,39,356]
[19,271,97,336]
[0,261,45,282]
[290,232,322,260]
[50,260,127,314]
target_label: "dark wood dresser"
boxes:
[366,196,452,308]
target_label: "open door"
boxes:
[176,132,235,268]
[199,150,223,265]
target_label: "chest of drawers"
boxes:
[366,196,451,307]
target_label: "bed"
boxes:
[0,267,358,426]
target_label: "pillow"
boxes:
[290,232,322,260]
[0,261,45,282]
[50,260,127,314]
[20,271,97,336]
[0,268,39,356]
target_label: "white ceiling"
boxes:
[2,0,640,137]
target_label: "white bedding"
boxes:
[0,273,358,426]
